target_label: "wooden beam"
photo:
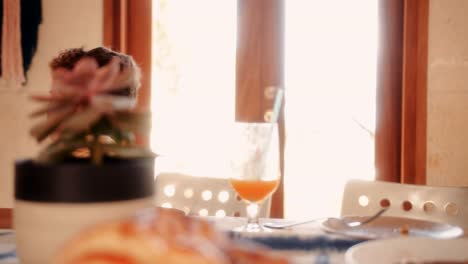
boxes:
[236,0,284,122]
[103,0,151,111]
[236,0,285,218]
[401,0,429,185]
[103,0,128,53]
[375,0,404,182]
[127,0,152,112]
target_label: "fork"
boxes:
[263,207,388,230]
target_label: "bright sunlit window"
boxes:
[284,1,378,219]
[151,0,378,218]
[151,0,237,177]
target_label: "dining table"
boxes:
[1,208,467,264]
[0,211,381,264]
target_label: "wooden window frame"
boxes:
[104,0,428,219]
[376,0,429,185]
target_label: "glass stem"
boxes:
[246,203,260,226]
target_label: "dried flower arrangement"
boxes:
[29,47,154,164]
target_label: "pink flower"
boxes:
[30,57,137,142]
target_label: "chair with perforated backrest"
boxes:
[341,179,468,229]
[154,172,271,218]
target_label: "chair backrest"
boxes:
[341,179,468,229]
[154,172,271,218]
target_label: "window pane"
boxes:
[284,1,378,219]
[151,0,237,177]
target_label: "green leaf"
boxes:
[30,93,77,103]
[58,107,103,135]
[36,137,90,163]
[30,105,76,142]
[30,101,73,118]
[108,111,151,134]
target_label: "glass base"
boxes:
[232,222,272,233]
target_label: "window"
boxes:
[151,0,237,177]
[107,0,428,218]
[284,1,378,218]
[151,0,378,218]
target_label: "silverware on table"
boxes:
[263,207,388,230]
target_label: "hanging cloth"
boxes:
[1,0,25,86]
[21,0,42,80]
[0,1,2,76]
[0,0,42,84]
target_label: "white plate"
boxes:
[345,237,468,264]
[321,216,464,240]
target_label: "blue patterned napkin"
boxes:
[228,231,366,264]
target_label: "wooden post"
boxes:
[236,0,285,218]
[375,0,404,183]
[401,0,429,184]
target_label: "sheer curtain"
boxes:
[151,0,237,178]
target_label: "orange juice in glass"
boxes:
[230,179,279,203]
[229,122,280,232]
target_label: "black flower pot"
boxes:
[14,157,155,264]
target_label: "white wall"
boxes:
[0,0,103,207]
[427,0,468,186]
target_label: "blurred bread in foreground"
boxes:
[53,207,289,264]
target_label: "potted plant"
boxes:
[13,47,156,264]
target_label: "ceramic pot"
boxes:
[14,158,155,264]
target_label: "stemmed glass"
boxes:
[229,122,280,232]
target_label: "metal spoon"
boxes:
[263,207,388,230]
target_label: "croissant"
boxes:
[53,207,289,264]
